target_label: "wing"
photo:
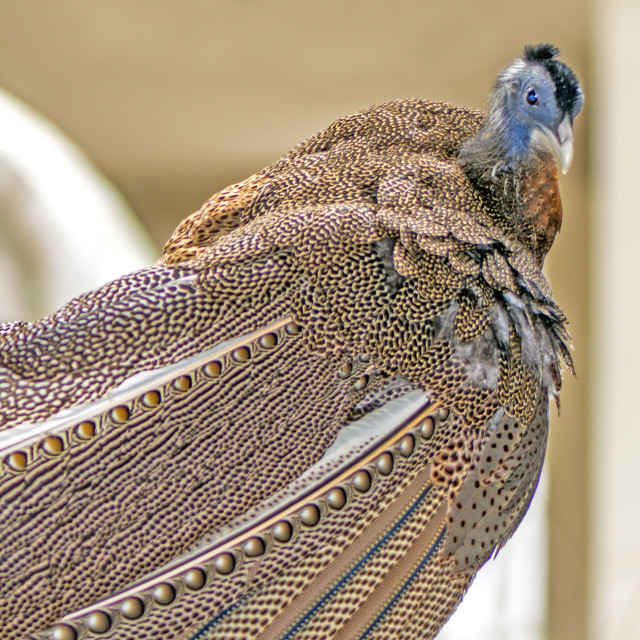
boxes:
[0,100,570,640]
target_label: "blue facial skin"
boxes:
[499,69,566,166]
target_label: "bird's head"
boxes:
[489,44,583,174]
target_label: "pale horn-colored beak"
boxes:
[537,114,574,174]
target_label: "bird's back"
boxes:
[161,99,487,263]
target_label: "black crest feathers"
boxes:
[523,43,582,117]
[524,43,560,62]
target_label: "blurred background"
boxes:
[0,1,636,639]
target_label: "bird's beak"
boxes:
[538,114,574,174]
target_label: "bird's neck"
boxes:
[460,100,534,175]
[458,124,563,264]
[499,117,532,168]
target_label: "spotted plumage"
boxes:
[0,44,581,639]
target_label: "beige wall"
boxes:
[0,3,595,638]
[590,2,640,638]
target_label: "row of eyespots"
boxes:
[45,402,447,640]
[3,324,301,475]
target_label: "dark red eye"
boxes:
[526,88,538,105]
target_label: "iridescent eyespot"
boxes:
[526,88,538,106]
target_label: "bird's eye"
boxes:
[526,88,539,106]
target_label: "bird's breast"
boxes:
[517,157,563,261]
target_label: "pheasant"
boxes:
[0,44,582,639]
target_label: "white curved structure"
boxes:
[0,89,156,321]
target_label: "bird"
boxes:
[0,43,582,639]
